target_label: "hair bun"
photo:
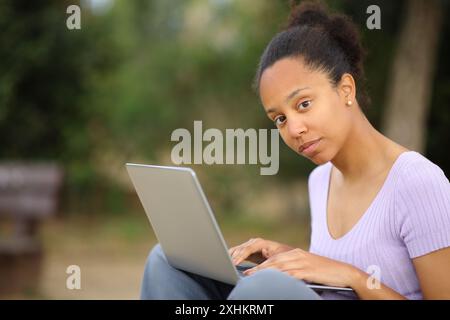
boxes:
[286,1,365,77]
[286,1,330,29]
[328,14,366,77]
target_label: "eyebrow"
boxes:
[266,87,310,114]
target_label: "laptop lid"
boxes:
[126,163,240,285]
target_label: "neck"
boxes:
[331,109,398,182]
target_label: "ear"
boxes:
[338,73,356,105]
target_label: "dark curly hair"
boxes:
[254,0,370,110]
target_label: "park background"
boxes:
[0,0,449,299]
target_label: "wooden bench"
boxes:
[0,163,63,296]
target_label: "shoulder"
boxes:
[395,151,449,191]
[393,152,450,258]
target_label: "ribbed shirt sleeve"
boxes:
[396,159,450,258]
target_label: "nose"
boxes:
[286,115,307,140]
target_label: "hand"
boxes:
[228,237,294,266]
[243,248,357,288]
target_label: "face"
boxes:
[259,57,355,165]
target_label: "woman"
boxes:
[140,1,450,299]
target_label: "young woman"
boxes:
[140,1,450,300]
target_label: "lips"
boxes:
[298,138,321,153]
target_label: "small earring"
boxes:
[346,100,353,106]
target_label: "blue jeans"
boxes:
[140,244,322,300]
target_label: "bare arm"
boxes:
[348,267,407,300]
[412,247,450,299]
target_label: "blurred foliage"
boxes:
[0,0,121,208]
[0,0,449,215]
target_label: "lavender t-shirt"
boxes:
[308,151,450,299]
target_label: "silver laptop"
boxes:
[126,163,354,293]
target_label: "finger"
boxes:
[242,259,278,274]
[231,243,248,258]
[244,255,302,275]
[232,246,254,265]
[229,242,249,259]
[256,251,296,267]
[283,269,308,281]
[232,239,258,257]
[232,239,262,265]
[277,262,306,273]
[228,246,238,256]
[262,247,269,258]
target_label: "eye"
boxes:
[297,100,312,110]
[273,115,286,126]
